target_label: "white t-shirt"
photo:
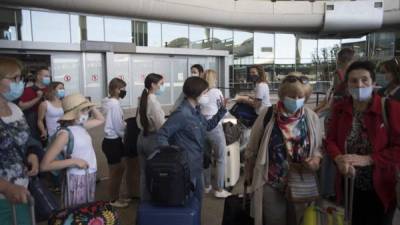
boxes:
[45,101,64,137]
[65,125,97,175]
[200,88,223,120]
[102,97,126,139]
[255,82,272,114]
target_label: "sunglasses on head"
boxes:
[282,75,309,85]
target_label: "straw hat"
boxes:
[59,93,96,121]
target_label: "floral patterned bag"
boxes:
[48,200,119,225]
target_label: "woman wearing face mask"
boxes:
[37,81,65,144]
[0,57,42,225]
[244,75,322,225]
[136,73,166,201]
[326,61,400,225]
[101,78,130,208]
[40,93,104,207]
[157,76,227,208]
[200,69,232,198]
[378,57,400,101]
[171,64,205,113]
[236,65,271,115]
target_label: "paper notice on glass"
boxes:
[178,73,184,81]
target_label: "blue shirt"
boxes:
[157,99,227,178]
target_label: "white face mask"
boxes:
[191,73,199,77]
[198,95,210,105]
[349,86,373,101]
[78,113,89,125]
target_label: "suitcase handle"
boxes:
[11,195,36,225]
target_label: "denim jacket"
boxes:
[157,99,227,178]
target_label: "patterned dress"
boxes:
[346,110,374,191]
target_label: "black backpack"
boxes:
[146,146,194,206]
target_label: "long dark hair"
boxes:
[139,73,163,136]
[45,81,64,101]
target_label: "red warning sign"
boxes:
[91,74,98,81]
[64,75,71,82]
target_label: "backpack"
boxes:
[145,145,194,206]
[48,127,74,177]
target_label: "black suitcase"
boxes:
[146,146,193,206]
[221,183,254,225]
[28,176,60,222]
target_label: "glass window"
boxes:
[189,26,211,49]
[105,18,133,43]
[368,32,395,61]
[16,9,32,41]
[86,16,104,41]
[212,28,233,53]
[341,36,367,60]
[70,14,81,43]
[234,31,253,56]
[317,39,341,60]
[31,11,70,43]
[0,8,17,40]
[148,22,161,47]
[135,21,146,46]
[298,38,318,64]
[162,23,188,48]
[254,32,274,64]
[275,33,296,64]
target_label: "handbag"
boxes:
[229,103,258,128]
[287,163,320,203]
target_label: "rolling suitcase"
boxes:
[9,196,36,225]
[28,176,60,222]
[137,197,200,225]
[225,141,240,188]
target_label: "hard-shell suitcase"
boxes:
[137,197,200,225]
[224,141,240,188]
[9,196,36,225]
[28,176,60,222]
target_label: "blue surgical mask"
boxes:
[349,86,373,101]
[3,81,25,101]
[57,89,65,99]
[283,97,305,114]
[42,77,50,86]
[155,85,165,96]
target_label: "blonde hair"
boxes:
[279,72,313,102]
[0,57,22,80]
[203,69,217,88]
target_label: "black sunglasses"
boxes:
[282,75,309,85]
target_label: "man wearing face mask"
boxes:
[19,67,51,142]
[326,61,400,225]
[171,64,205,113]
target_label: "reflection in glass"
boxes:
[0,8,17,40]
[70,15,81,43]
[148,22,161,47]
[87,16,104,41]
[234,31,253,57]
[254,32,274,64]
[162,23,188,48]
[298,38,318,64]
[275,33,295,64]
[317,39,340,60]
[189,26,211,49]
[135,21,146,46]
[341,36,367,60]
[368,33,395,61]
[105,18,132,43]
[212,28,233,53]
[31,11,70,43]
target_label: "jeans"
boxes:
[203,123,226,190]
[0,199,33,225]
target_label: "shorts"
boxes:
[102,137,125,164]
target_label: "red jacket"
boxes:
[326,93,400,210]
